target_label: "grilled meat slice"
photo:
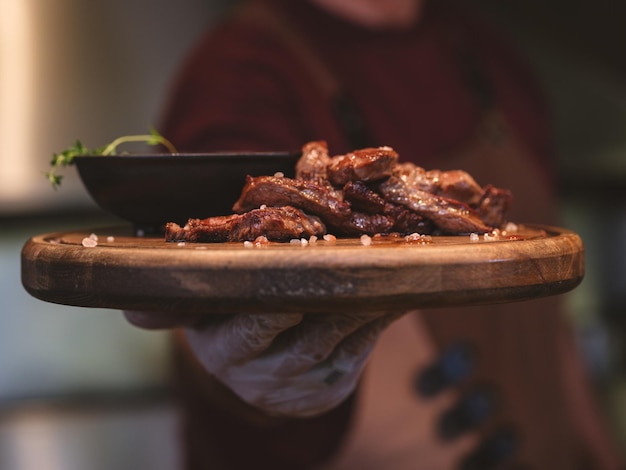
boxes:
[331,212,395,237]
[393,162,484,206]
[378,175,492,234]
[435,170,484,206]
[295,140,332,182]
[477,184,513,228]
[327,146,399,186]
[232,175,351,227]
[165,206,326,242]
[383,203,436,235]
[343,180,387,214]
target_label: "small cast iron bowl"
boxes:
[74,152,300,233]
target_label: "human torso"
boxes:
[161,1,585,467]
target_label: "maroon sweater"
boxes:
[160,0,551,170]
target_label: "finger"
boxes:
[184,313,304,372]
[320,311,406,385]
[255,312,394,417]
[337,311,405,359]
[271,312,383,377]
[224,313,403,418]
[122,310,200,329]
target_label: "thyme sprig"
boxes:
[45,128,177,189]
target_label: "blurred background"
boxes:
[1,1,625,469]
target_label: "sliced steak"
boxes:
[477,184,513,228]
[295,140,332,182]
[232,175,351,227]
[393,163,484,206]
[327,146,399,186]
[332,212,396,237]
[383,203,436,235]
[343,180,387,214]
[166,140,514,243]
[378,175,492,234]
[165,206,326,242]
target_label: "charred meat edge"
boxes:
[165,206,325,242]
[378,175,492,234]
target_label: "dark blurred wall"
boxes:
[476,0,626,77]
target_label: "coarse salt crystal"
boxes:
[274,171,284,178]
[89,233,98,241]
[243,241,254,248]
[177,242,186,247]
[309,235,318,244]
[504,222,519,233]
[360,234,372,246]
[405,233,431,244]
[405,232,421,242]
[300,238,309,246]
[107,236,115,243]
[323,234,336,243]
[254,235,269,246]
[469,233,480,242]
[259,204,267,210]
[483,231,498,242]
[290,238,301,245]
[82,237,98,248]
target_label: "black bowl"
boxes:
[74,152,300,233]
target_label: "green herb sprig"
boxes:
[45,128,177,189]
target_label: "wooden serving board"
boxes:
[21,225,584,314]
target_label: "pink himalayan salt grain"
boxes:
[82,237,98,248]
[504,222,519,233]
[254,235,270,246]
[405,233,432,244]
[323,234,337,244]
[405,232,421,242]
[483,230,500,242]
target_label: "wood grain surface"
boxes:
[21,225,584,314]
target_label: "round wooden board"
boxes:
[21,225,584,314]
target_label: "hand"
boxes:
[124,310,402,417]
